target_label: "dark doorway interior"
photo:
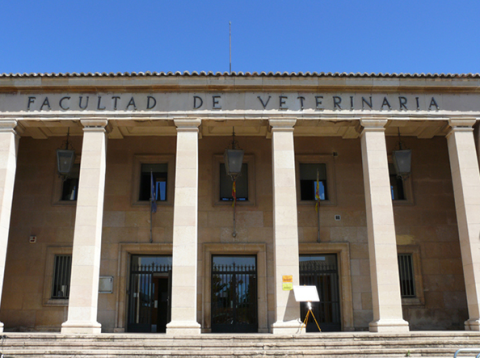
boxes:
[127,255,172,333]
[300,254,341,332]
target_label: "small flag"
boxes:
[232,180,237,208]
[151,172,157,213]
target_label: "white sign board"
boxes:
[293,285,320,302]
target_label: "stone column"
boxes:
[61,120,108,334]
[360,119,409,332]
[166,119,201,335]
[446,118,480,331]
[0,120,20,333]
[269,119,301,334]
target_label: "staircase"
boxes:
[1,331,480,358]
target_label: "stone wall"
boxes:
[0,133,468,332]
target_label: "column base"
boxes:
[465,319,480,331]
[369,319,409,332]
[166,321,201,335]
[61,321,102,335]
[272,319,304,335]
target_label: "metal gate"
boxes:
[300,254,341,332]
[211,256,258,333]
[127,256,172,333]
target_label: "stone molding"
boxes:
[174,118,201,131]
[269,119,296,131]
[359,119,388,134]
[446,118,477,138]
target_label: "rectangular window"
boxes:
[51,254,72,299]
[299,163,327,201]
[398,254,415,298]
[61,164,80,201]
[389,163,406,200]
[139,163,168,201]
[220,163,248,201]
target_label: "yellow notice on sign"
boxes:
[283,283,293,291]
[282,275,293,283]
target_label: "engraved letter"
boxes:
[416,97,420,110]
[126,97,137,110]
[59,96,71,110]
[315,96,324,109]
[257,95,271,109]
[429,97,439,110]
[97,96,106,110]
[27,96,36,110]
[40,97,51,110]
[147,96,157,110]
[112,96,120,110]
[362,97,372,110]
[79,96,89,110]
[381,97,391,110]
[297,96,305,110]
[279,96,288,109]
[350,96,354,110]
[212,95,222,109]
[333,96,342,110]
[399,96,408,110]
[193,96,203,109]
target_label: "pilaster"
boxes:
[61,120,109,334]
[360,119,409,332]
[0,120,19,333]
[446,118,480,331]
[269,119,302,334]
[166,118,202,335]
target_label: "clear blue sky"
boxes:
[1,0,479,74]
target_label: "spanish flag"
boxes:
[232,180,237,207]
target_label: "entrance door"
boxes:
[127,255,172,333]
[300,254,341,332]
[211,255,258,333]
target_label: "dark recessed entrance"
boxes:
[300,254,341,332]
[127,255,172,333]
[211,255,258,333]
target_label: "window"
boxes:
[398,254,415,298]
[61,164,80,201]
[219,163,248,201]
[139,163,168,201]
[389,163,406,200]
[299,163,328,201]
[51,254,72,299]
[132,155,175,207]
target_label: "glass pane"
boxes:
[220,163,248,201]
[299,163,328,201]
[61,164,80,201]
[389,163,405,200]
[213,256,255,267]
[300,163,327,180]
[51,254,72,299]
[139,164,168,201]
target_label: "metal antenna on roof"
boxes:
[229,21,232,74]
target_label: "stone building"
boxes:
[0,71,479,335]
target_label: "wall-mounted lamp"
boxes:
[392,128,412,178]
[224,127,244,237]
[57,128,75,177]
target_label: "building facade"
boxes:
[0,72,479,334]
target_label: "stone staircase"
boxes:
[1,332,480,358]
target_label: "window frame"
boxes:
[397,245,425,306]
[212,154,256,206]
[43,246,72,306]
[295,154,337,206]
[131,154,175,207]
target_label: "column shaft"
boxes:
[61,120,108,334]
[0,121,19,333]
[446,119,480,331]
[270,119,301,334]
[166,119,201,335]
[360,119,409,332]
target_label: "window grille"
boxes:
[398,254,415,297]
[51,254,72,299]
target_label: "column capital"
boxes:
[359,119,388,134]
[447,118,477,136]
[269,119,296,132]
[81,119,110,133]
[0,120,20,135]
[174,118,201,132]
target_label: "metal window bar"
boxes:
[398,254,415,297]
[51,255,72,299]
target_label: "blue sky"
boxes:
[1,0,479,74]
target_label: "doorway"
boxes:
[211,255,258,333]
[127,255,172,333]
[299,254,341,332]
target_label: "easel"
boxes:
[301,301,321,332]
